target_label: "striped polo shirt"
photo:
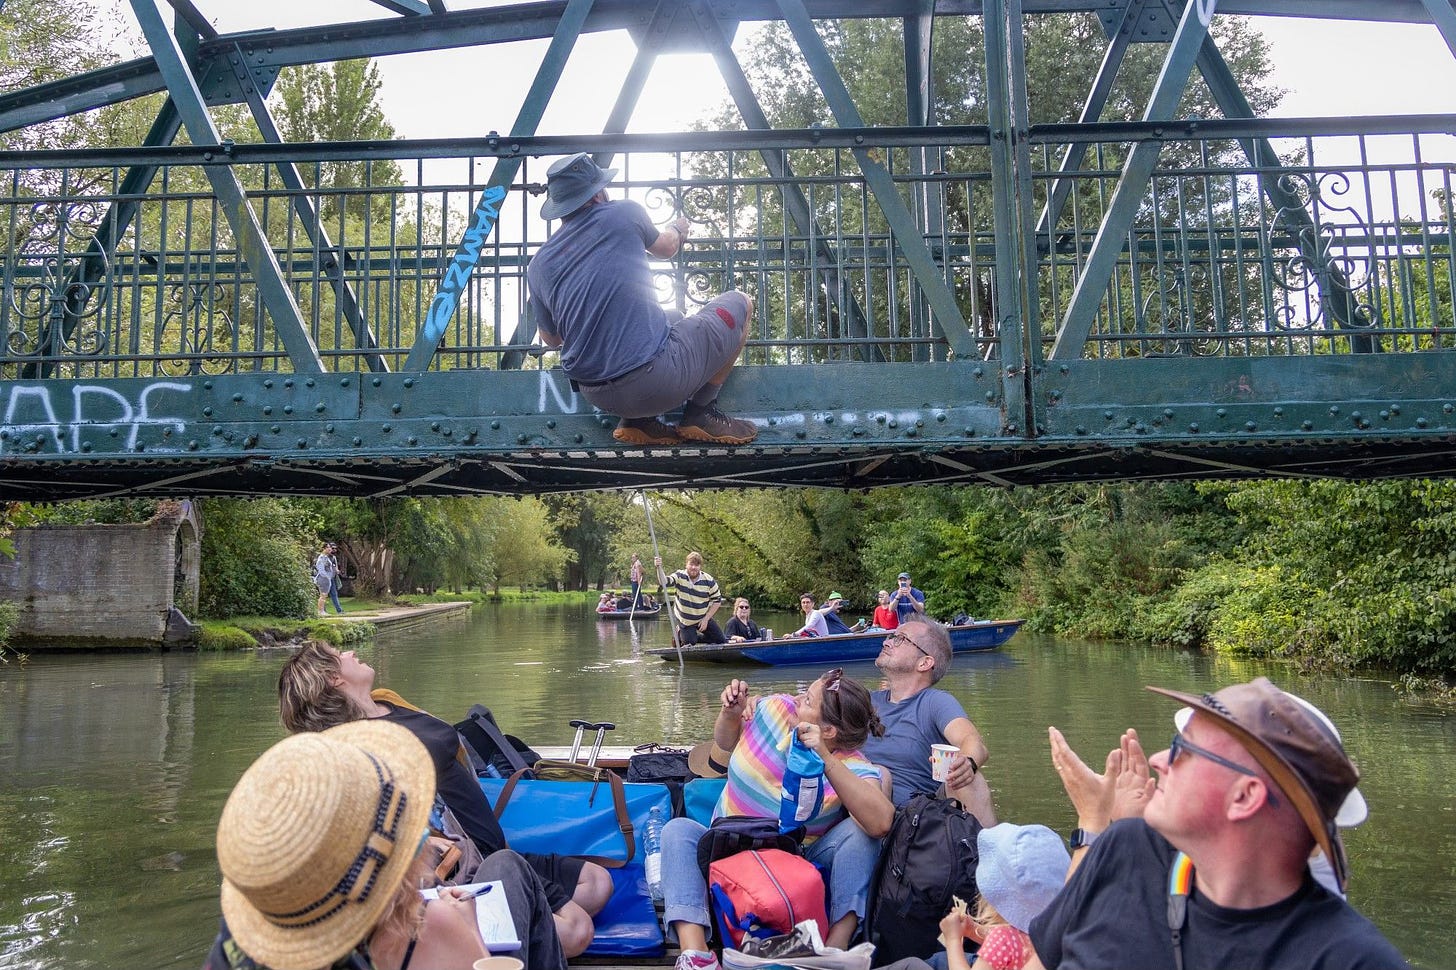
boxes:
[665,567,721,624]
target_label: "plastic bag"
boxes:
[722,920,875,970]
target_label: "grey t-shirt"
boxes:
[527,199,670,384]
[861,687,969,806]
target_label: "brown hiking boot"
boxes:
[678,403,758,445]
[613,416,681,446]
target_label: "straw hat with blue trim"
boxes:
[216,720,436,970]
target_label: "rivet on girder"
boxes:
[382,424,392,433]
[233,393,243,402]
[1075,426,1087,435]
[795,429,807,439]
[431,421,442,431]
[442,428,451,437]
[1103,411,1113,421]
[1006,424,1019,435]
[824,415,834,425]
[1391,405,1401,415]
[1163,408,1174,418]
[518,434,528,444]
[109,429,119,437]
[1351,411,1362,422]
[915,419,924,428]
[296,439,306,448]
[985,391,995,402]
[372,377,382,387]
[1379,410,1390,421]
[1273,407,1284,417]
[283,405,294,415]
[340,378,351,387]
[936,413,946,422]
[202,380,213,390]
[545,420,555,430]
[188,440,199,451]
[1330,405,1340,415]
[888,419,899,429]
[212,426,222,435]
[1417,417,1428,428]
[1245,421,1257,432]
[852,426,864,436]
[270,425,280,434]
[964,428,976,437]
[574,434,583,444]
[1446,404,1454,414]
[263,405,273,415]
[403,378,415,389]
[352,437,362,446]
[203,406,213,417]
[1189,423,1199,433]
[491,421,501,430]
[1302,421,1314,431]
[407,437,418,446]
[263,379,273,389]
[973,367,984,378]
[325,424,335,433]
[315,403,326,413]
[768,417,778,426]
[305,378,316,388]
[284,379,294,388]
[81,441,92,452]
[906,427,918,438]
[391,403,402,413]
[1215,408,1226,418]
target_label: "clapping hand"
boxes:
[1048,726,1156,831]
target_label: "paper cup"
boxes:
[930,743,958,782]
[474,958,524,970]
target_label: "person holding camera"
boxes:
[889,571,926,624]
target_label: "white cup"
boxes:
[474,958,524,970]
[930,743,958,782]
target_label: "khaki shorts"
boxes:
[581,291,750,418]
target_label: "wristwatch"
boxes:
[1068,828,1100,851]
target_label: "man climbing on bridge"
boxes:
[527,152,758,446]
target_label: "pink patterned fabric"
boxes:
[977,923,1032,970]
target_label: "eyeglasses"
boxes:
[821,667,843,692]
[884,631,931,659]
[1169,731,1279,807]
[736,604,750,610]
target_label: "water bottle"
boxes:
[779,726,825,834]
[644,805,665,900]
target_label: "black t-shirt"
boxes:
[378,703,508,854]
[725,616,760,640]
[1029,819,1408,970]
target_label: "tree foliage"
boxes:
[198,499,316,619]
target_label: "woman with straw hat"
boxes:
[205,719,566,970]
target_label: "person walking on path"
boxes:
[1028,677,1407,970]
[312,542,339,618]
[326,543,345,615]
[527,152,757,446]
[656,551,726,645]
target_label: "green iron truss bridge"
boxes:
[2,0,1455,498]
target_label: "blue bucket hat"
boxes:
[975,823,1070,932]
[540,152,618,220]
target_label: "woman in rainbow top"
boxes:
[660,669,895,970]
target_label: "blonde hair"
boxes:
[369,853,432,955]
[278,640,368,734]
[686,551,704,567]
[971,892,1007,932]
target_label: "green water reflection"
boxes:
[0,603,1450,967]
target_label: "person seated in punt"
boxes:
[723,597,761,642]
[786,592,835,638]
[659,669,894,970]
[204,719,566,970]
[277,642,614,958]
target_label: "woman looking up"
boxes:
[660,668,894,970]
[276,642,613,958]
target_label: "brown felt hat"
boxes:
[687,740,733,779]
[1147,677,1366,892]
[216,720,435,970]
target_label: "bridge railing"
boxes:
[1,119,1450,380]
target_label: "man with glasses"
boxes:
[1028,677,1407,970]
[859,617,994,822]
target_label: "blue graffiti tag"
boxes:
[422,184,508,343]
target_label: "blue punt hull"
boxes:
[645,619,1023,665]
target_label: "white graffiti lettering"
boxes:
[538,370,580,414]
[1195,0,1216,27]
[0,381,193,455]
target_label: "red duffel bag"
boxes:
[708,848,829,949]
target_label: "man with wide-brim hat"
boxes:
[1029,677,1407,970]
[527,151,758,447]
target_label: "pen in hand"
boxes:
[458,884,493,900]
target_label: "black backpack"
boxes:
[454,705,540,778]
[866,793,983,964]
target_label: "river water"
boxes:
[0,602,1451,968]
